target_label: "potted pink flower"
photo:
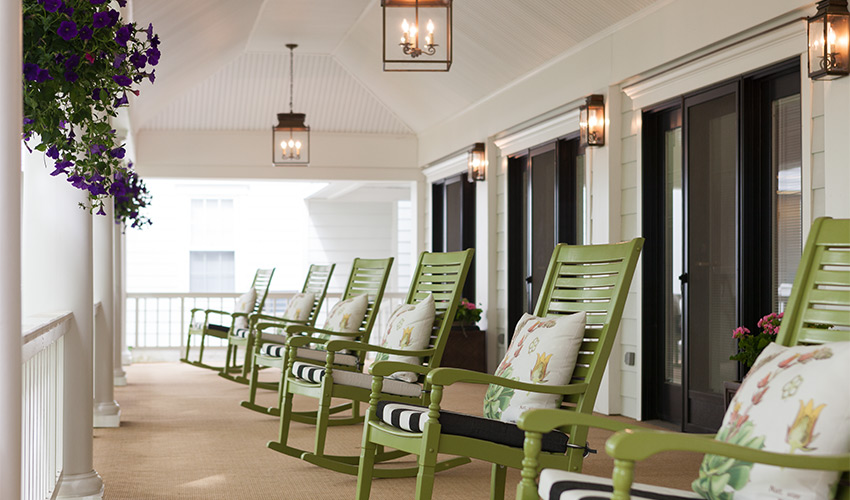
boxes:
[730,312,783,368]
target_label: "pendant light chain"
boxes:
[288,45,294,114]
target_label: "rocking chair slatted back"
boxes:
[302,264,335,327]
[777,217,850,347]
[340,258,394,342]
[407,250,474,372]
[251,268,275,314]
[532,240,644,412]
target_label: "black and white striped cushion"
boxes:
[539,470,700,500]
[375,401,569,453]
[260,344,286,357]
[232,328,250,338]
[291,361,326,383]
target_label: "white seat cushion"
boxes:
[539,470,700,500]
[289,362,422,397]
[295,347,358,367]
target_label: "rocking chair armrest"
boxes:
[517,408,643,436]
[284,325,363,338]
[203,308,232,317]
[254,321,297,332]
[231,311,250,319]
[286,335,317,348]
[256,331,288,345]
[249,313,310,326]
[324,340,435,358]
[604,428,850,471]
[426,367,589,396]
[369,360,432,378]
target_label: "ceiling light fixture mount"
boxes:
[272,43,310,166]
[382,0,452,72]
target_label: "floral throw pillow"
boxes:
[483,312,587,423]
[312,294,369,353]
[372,294,435,383]
[233,288,256,330]
[692,341,850,500]
[282,292,315,322]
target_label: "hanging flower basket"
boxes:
[22,0,159,228]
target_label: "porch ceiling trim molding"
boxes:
[623,17,807,109]
[493,109,580,157]
[422,151,468,184]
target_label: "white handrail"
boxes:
[21,312,69,500]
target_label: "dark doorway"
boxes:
[507,135,585,341]
[432,173,476,300]
[642,59,802,433]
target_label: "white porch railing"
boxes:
[125,291,408,351]
[21,312,70,500]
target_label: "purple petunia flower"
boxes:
[67,175,87,189]
[110,147,126,159]
[58,120,68,129]
[59,4,73,16]
[151,34,160,49]
[52,160,74,177]
[89,144,107,156]
[113,92,128,107]
[129,51,147,69]
[79,25,93,40]
[112,74,131,86]
[92,11,110,29]
[90,0,107,4]
[115,24,131,47]
[64,54,80,69]
[146,23,154,41]
[112,52,126,68]
[42,0,62,13]
[91,88,101,101]
[23,117,34,126]
[57,21,78,41]
[117,0,126,6]
[23,63,39,81]
[107,10,119,27]
[146,47,160,66]
[148,70,156,83]
[63,71,78,82]
[36,68,53,83]
[96,206,107,216]
[46,145,59,159]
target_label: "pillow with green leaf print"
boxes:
[483,311,586,423]
[692,341,850,500]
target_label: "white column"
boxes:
[56,207,102,499]
[94,202,120,427]
[0,2,22,499]
[823,78,850,218]
[113,223,127,386]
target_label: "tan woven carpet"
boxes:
[93,363,702,499]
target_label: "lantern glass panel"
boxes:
[809,15,827,75]
[828,14,850,73]
[383,1,451,71]
[273,127,310,166]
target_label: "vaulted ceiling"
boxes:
[131,0,662,136]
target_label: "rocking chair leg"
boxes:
[355,433,377,500]
[182,333,192,361]
[414,460,436,500]
[197,333,207,364]
[490,463,507,500]
[313,385,333,456]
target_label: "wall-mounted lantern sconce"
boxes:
[808,0,850,80]
[579,94,605,147]
[382,0,452,71]
[467,143,486,182]
[273,44,310,166]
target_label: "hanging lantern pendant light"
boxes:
[382,0,452,71]
[272,44,310,166]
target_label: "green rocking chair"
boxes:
[355,239,643,500]
[181,268,275,371]
[516,217,850,500]
[267,249,475,478]
[239,257,393,415]
[219,263,334,384]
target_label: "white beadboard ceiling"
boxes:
[145,52,412,134]
[132,0,663,134]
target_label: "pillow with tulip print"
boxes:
[232,288,256,330]
[483,311,586,424]
[311,294,369,353]
[372,294,435,383]
[282,292,315,322]
[692,341,850,500]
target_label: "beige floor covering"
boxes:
[94,362,703,499]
